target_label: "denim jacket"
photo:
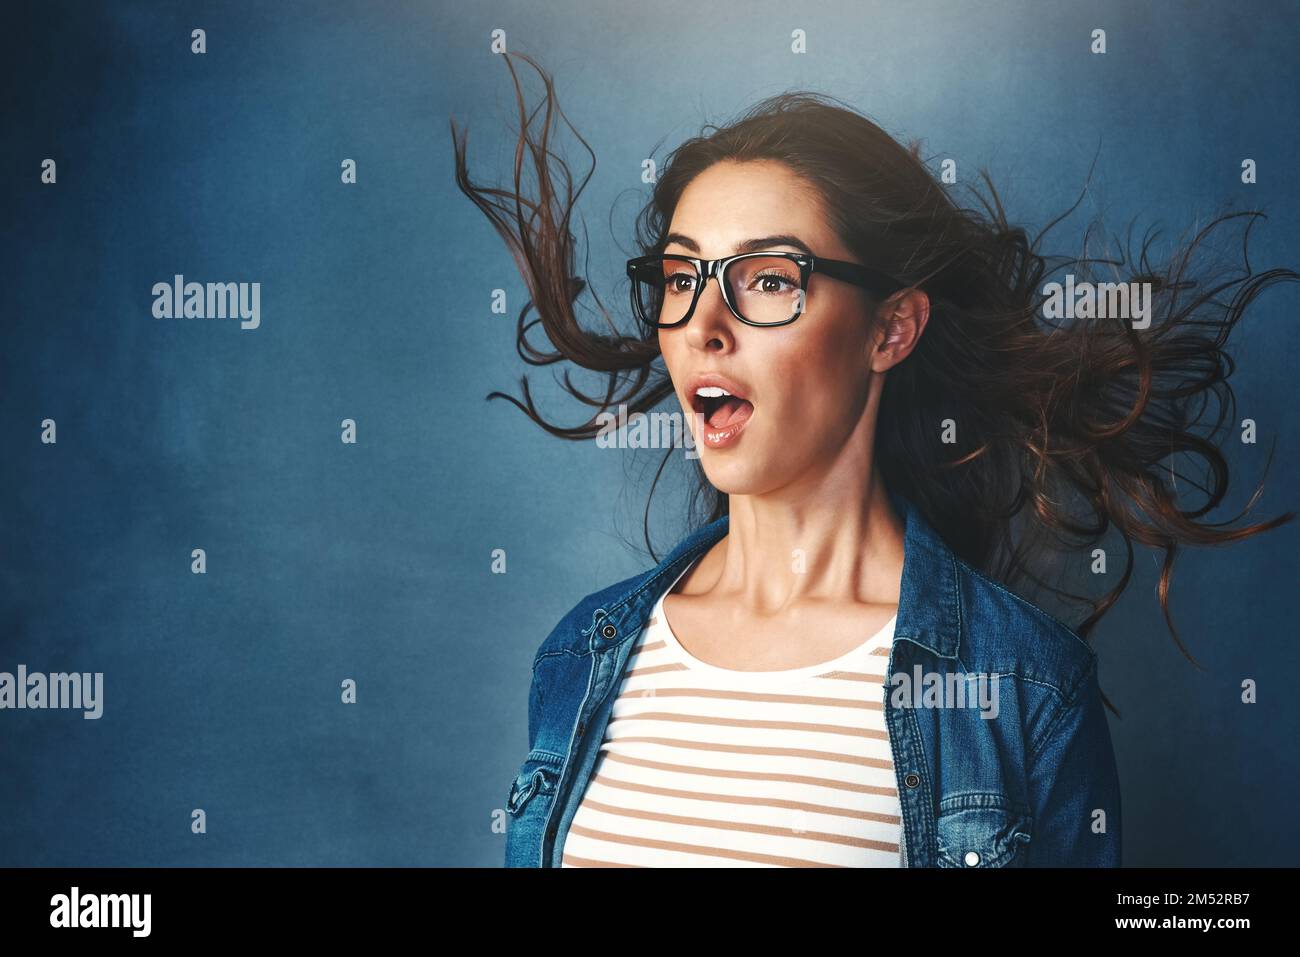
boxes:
[504,488,1122,867]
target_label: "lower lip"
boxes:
[699,402,754,450]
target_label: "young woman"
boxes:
[453,52,1296,867]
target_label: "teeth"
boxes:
[696,386,731,398]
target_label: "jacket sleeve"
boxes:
[1024,660,1122,866]
[504,597,587,867]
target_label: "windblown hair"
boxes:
[451,51,1296,699]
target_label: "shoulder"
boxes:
[949,552,1098,704]
[530,568,655,666]
[531,518,729,666]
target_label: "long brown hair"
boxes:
[451,51,1296,694]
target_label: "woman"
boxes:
[452,52,1296,867]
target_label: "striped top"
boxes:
[561,556,902,868]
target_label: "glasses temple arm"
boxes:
[814,258,907,296]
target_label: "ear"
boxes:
[870,288,929,372]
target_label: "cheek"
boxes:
[809,311,872,393]
[760,336,867,436]
[658,334,683,389]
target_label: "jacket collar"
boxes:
[584,487,963,660]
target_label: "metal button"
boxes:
[601,624,617,639]
[903,772,920,788]
[964,851,981,866]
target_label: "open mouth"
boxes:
[691,387,755,432]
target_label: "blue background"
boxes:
[1,0,1297,866]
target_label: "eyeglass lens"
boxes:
[634,256,804,326]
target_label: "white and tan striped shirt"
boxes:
[562,557,902,867]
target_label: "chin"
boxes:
[698,460,773,497]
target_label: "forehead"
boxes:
[667,160,836,255]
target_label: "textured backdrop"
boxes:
[1,0,1297,866]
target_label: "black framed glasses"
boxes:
[626,251,905,329]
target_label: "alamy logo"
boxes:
[1041,274,1152,329]
[152,274,260,329]
[888,666,1000,719]
[50,886,150,937]
[0,665,103,719]
[596,405,703,459]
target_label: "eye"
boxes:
[666,270,697,294]
[751,270,798,294]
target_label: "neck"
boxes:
[701,447,905,615]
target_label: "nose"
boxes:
[684,273,736,352]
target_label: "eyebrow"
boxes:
[662,233,816,257]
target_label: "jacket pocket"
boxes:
[506,749,564,816]
[934,794,1032,868]
[503,749,566,868]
